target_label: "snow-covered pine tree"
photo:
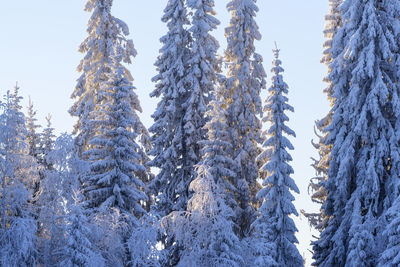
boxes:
[37,133,81,266]
[60,193,105,267]
[149,0,192,217]
[26,97,42,162]
[0,89,38,267]
[166,166,244,267]
[304,0,343,232]
[7,84,40,191]
[83,63,150,215]
[163,93,244,266]
[200,91,240,227]
[379,196,400,266]
[83,61,151,264]
[252,48,302,266]
[312,0,400,265]
[223,0,266,237]
[25,97,45,215]
[69,0,136,157]
[181,0,221,201]
[128,212,163,267]
[40,114,56,170]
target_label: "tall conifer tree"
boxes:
[70,0,136,156]
[26,97,42,163]
[0,88,38,267]
[223,0,266,236]
[305,0,343,231]
[149,0,193,217]
[183,0,221,202]
[252,48,302,267]
[312,0,400,265]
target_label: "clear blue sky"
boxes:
[0,1,328,265]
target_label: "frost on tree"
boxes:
[181,0,221,205]
[83,65,150,215]
[164,166,244,267]
[163,91,244,266]
[304,0,343,232]
[379,196,400,266]
[40,114,56,170]
[36,134,87,266]
[25,98,45,214]
[312,0,400,265]
[149,0,193,217]
[0,89,38,267]
[26,97,42,163]
[252,48,302,267]
[200,94,240,226]
[82,62,152,264]
[69,0,136,156]
[60,194,105,267]
[223,0,266,237]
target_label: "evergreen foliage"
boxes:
[312,0,400,265]
[252,48,302,267]
[149,0,193,216]
[223,0,266,236]
[70,0,136,156]
[83,65,150,214]
[304,0,343,232]
[0,89,38,267]
[165,166,244,267]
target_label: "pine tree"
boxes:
[83,62,151,265]
[37,134,80,266]
[200,93,240,222]
[60,195,105,267]
[252,48,302,267]
[223,0,266,237]
[312,0,400,265]
[69,0,136,156]
[166,166,244,267]
[26,97,42,162]
[40,114,56,170]
[181,0,221,205]
[26,98,47,206]
[163,92,243,266]
[0,89,38,267]
[149,0,193,217]
[303,0,343,232]
[379,196,400,266]
[128,212,162,267]
[83,64,150,214]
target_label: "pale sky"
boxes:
[0,1,329,265]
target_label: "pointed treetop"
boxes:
[273,42,280,59]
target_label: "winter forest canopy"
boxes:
[1,0,400,266]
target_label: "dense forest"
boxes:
[1,0,400,266]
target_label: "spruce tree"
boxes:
[252,48,302,266]
[379,196,400,266]
[26,97,42,163]
[149,0,192,217]
[167,166,244,267]
[223,0,266,236]
[40,114,56,170]
[60,195,105,267]
[69,0,136,156]
[304,0,342,232]
[183,0,221,202]
[0,89,38,267]
[83,64,150,214]
[37,134,74,266]
[163,92,243,266]
[312,0,400,265]
[83,62,151,265]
